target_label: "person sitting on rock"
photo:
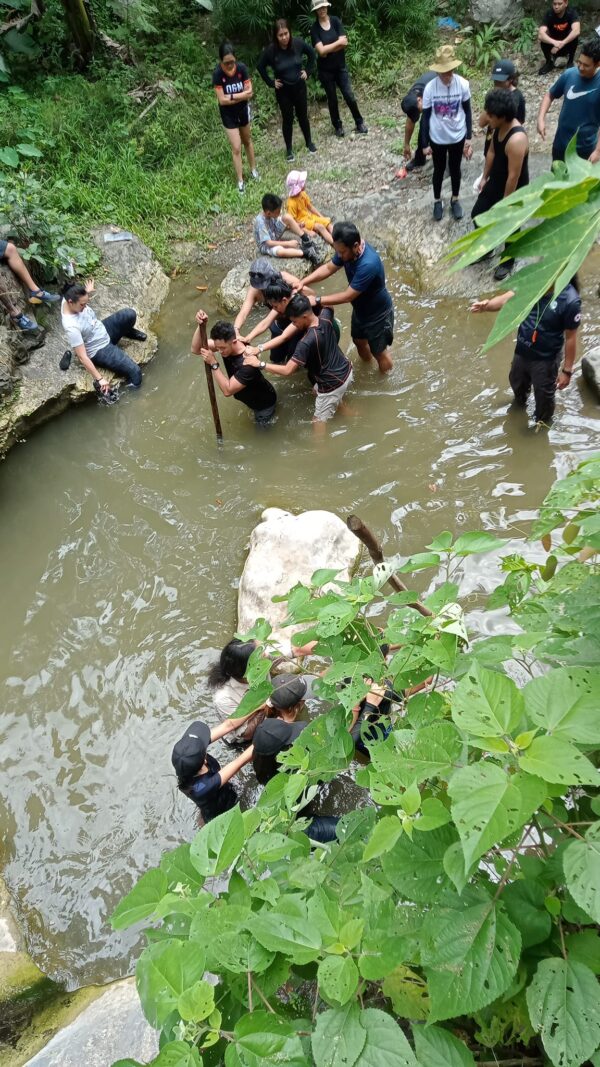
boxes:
[61,279,146,395]
[172,719,254,825]
[538,0,580,75]
[286,170,334,247]
[0,238,60,333]
[192,310,277,426]
[254,193,321,264]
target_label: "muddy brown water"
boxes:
[1,260,599,989]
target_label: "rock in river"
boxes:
[581,346,600,404]
[217,256,313,315]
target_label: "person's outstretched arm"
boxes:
[537,90,554,141]
[218,745,255,785]
[470,290,515,313]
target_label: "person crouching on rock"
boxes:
[61,279,146,396]
[172,719,254,825]
[192,310,277,426]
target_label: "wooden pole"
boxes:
[346,514,432,618]
[198,320,223,443]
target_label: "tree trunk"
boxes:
[61,0,94,65]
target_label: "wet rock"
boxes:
[581,347,600,403]
[237,507,362,654]
[469,0,523,26]
[217,256,312,315]
[0,229,170,458]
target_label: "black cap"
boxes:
[249,257,281,290]
[253,718,307,755]
[171,720,211,779]
[270,674,308,710]
[491,59,516,81]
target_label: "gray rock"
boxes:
[25,979,158,1067]
[0,228,169,457]
[469,0,523,26]
[217,256,312,315]
[581,347,600,403]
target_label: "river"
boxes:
[0,260,599,989]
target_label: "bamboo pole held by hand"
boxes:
[198,319,223,443]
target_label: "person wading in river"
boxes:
[172,719,253,825]
[192,311,277,426]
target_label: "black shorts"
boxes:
[221,105,250,130]
[351,304,394,357]
[0,239,7,259]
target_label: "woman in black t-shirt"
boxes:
[212,41,258,194]
[310,0,367,137]
[257,18,317,162]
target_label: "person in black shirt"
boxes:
[401,70,436,170]
[172,719,254,825]
[243,294,353,431]
[538,0,580,74]
[479,60,526,158]
[258,18,317,161]
[470,278,581,426]
[211,41,258,194]
[310,0,367,138]
[191,312,277,425]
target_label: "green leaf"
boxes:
[448,762,523,868]
[0,146,19,167]
[190,804,245,876]
[451,663,523,738]
[177,978,215,1022]
[526,958,600,1067]
[362,815,402,861]
[382,965,430,1021]
[151,1042,202,1067]
[160,844,204,889]
[522,667,600,743]
[397,552,441,573]
[233,679,273,719]
[502,879,552,948]
[110,868,168,930]
[412,1024,476,1066]
[422,900,521,1022]
[564,930,600,974]
[311,567,342,587]
[414,797,451,832]
[136,939,206,1028]
[452,531,505,556]
[563,823,600,923]
[233,1010,295,1057]
[251,897,322,964]
[382,826,456,903]
[427,531,453,552]
[358,1008,419,1066]
[519,736,600,786]
[312,1003,366,1067]
[16,142,42,157]
[318,955,359,1006]
[392,721,461,785]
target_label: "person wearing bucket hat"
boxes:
[172,718,255,824]
[421,45,473,221]
[286,170,334,246]
[310,0,368,138]
[478,60,525,159]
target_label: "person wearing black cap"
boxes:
[401,70,436,171]
[234,258,311,339]
[478,60,525,158]
[172,719,254,824]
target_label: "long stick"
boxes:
[198,320,223,442]
[346,514,432,618]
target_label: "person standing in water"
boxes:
[310,0,368,138]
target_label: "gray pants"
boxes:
[509,352,560,424]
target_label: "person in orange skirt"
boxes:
[286,170,334,247]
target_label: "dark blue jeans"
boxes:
[319,67,363,130]
[92,308,142,387]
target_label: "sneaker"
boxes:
[29,288,60,305]
[493,261,514,282]
[405,159,424,172]
[238,180,245,193]
[129,328,147,342]
[286,149,295,162]
[251,168,260,180]
[538,60,554,74]
[59,349,72,371]
[451,199,464,220]
[356,123,369,134]
[335,126,345,138]
[433,200,444,222]
[307,142,318,154]
[11,311,38,332]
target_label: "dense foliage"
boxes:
[111,456,600,1067]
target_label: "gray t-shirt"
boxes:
[61,300,109,356]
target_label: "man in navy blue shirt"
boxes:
[537,37,600,161]
[299,221,394,373]
[470,279,581,426]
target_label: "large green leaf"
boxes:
[382,966,429,1021]
[358,1008,419,1066]
[391,722,461,786]
[452,531,506,556]
[502,879,552,948]
[110,868,167,930]
[190,804,245,876]
[412,1024,475,1067]
[251,897,322,964]
[563,823,600,923]
[526,958,600,1067]
[136,939,206,1028]
[564,930,600,974]
[362,816,402,862]
[177,978,215,1022]
[421,900,521,1022]
[311,1003,366,1067]
[518,736,600,786]
[382,825,456,903]
[522,667,600,743]
[150,1043,202,1067]
[451,663,523,738]
[160,844,205,889]
[448,762,522,868]
[318,955,359,1006]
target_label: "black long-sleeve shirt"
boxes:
[257,38,316,88]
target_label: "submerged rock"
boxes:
[0,229,169,458]
[217,256,312,315]
[237,507,362,654]
[582,347,600,404]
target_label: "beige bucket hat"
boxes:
[431,44,462,73]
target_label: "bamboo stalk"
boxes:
[198,320,223,442]
[346,514,432,618]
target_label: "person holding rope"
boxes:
[192,310,277,426]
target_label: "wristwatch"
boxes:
[257,344,264,353]
[314,295,322,309]
[259,360,266,369]
[210,362,219,370]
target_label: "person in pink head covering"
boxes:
[286,170,334,246]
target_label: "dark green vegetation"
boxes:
[112,457,600,1067]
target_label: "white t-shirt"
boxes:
[61,300,110,357]
[422,74,471,144]
[213,677,250,739]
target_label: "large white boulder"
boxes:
[469,0,523,25]
[582,347,600,404]
[237,508,362,653]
